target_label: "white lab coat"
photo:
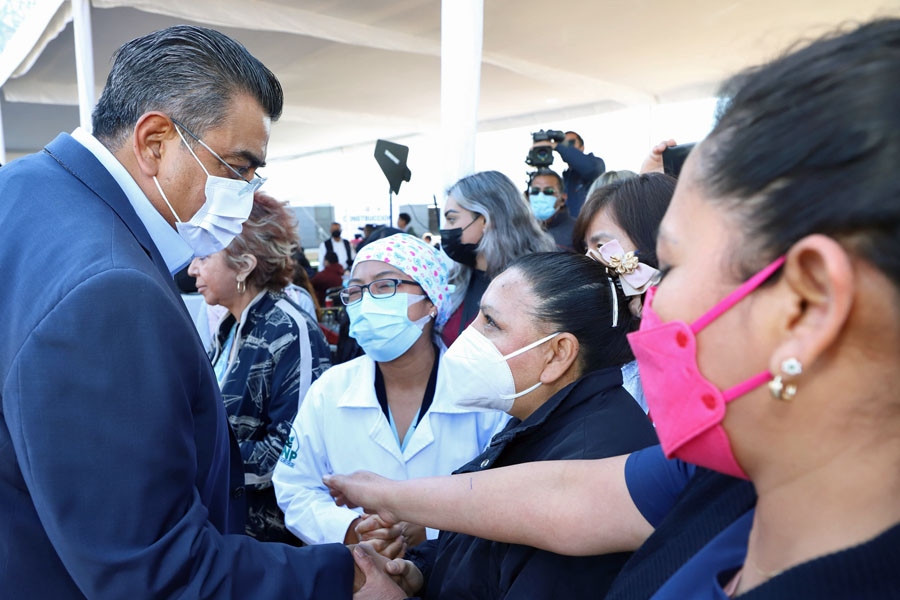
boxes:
[273,352,510,545]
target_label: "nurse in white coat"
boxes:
[273,234,508,547]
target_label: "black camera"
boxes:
[526,129,565,167]
[532,129,565,144]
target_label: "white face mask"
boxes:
[442,325,560,413]
[153,124,263,257]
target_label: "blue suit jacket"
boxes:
[0,134,353,598]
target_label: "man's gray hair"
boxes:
[92,25,283,149]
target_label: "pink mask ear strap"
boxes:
[691,256,786,334]
[723,371,773,402]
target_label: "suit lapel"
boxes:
[43,133,180,294]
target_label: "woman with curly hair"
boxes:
[189,191,331,543]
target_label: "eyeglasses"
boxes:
[528,187,558,196]
[170,117,266,188]
[340,278,423,305]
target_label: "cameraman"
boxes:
[526,168,576,252]
[532,131,605,218]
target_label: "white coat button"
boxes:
[480,459,490,468]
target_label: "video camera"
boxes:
[525,129,566,167]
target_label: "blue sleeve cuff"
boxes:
[624,444,696,527]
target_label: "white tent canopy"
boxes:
[3,0,897,162]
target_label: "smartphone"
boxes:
[662,143,696,178]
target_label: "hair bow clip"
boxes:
[586,239,660,297]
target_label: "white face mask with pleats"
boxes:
[441,325,559,413]
[153,123,263,257]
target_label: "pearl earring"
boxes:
[781,357,802,376]
[768,357,802,401]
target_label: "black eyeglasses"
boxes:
[340,278,423,305]
[528,187,558,196]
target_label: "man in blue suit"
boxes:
[0,26,356,597]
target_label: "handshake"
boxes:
[325,473,424,600]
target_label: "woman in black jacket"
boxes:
[353,251,659,599]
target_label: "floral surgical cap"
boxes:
[351,233,453,326]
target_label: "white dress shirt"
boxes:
[316,236,354,271]
[71,127,193,274]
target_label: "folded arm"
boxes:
[556,144,606,181]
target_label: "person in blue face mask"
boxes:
[343,251,659,600]
[273,234,509,550]
[526,168,576,252]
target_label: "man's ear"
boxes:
[768,234,854,378]
[132,112,178,178]
[539,333,579,384]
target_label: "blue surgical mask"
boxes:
[529,193,557,221]
[347,293,432,362]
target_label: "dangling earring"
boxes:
[237,278,246,295]
[769,357,802,400]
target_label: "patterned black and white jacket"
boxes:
[210,289,331,543]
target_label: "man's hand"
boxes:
[384,557,425,596]
[359,523,408,560]
[351,543,417,600]
[357,515,427,552]
[324,471,399,525]
[639,139,677,174]
[531,140,557,150]
[349,545,366,593]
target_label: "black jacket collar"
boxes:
[494,366,624,444]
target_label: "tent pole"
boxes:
[440,0,483,198]
[72,0,95,133]
[0,93,6,165]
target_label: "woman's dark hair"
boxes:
[527,168,564,191]
[572,173,676,267]
[701,19,900,283]
[508,252,635,374]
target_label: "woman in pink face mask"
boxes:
[328,20,900,600]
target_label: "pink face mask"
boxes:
[626,256,785,479]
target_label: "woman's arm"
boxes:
[325,454,653,556]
